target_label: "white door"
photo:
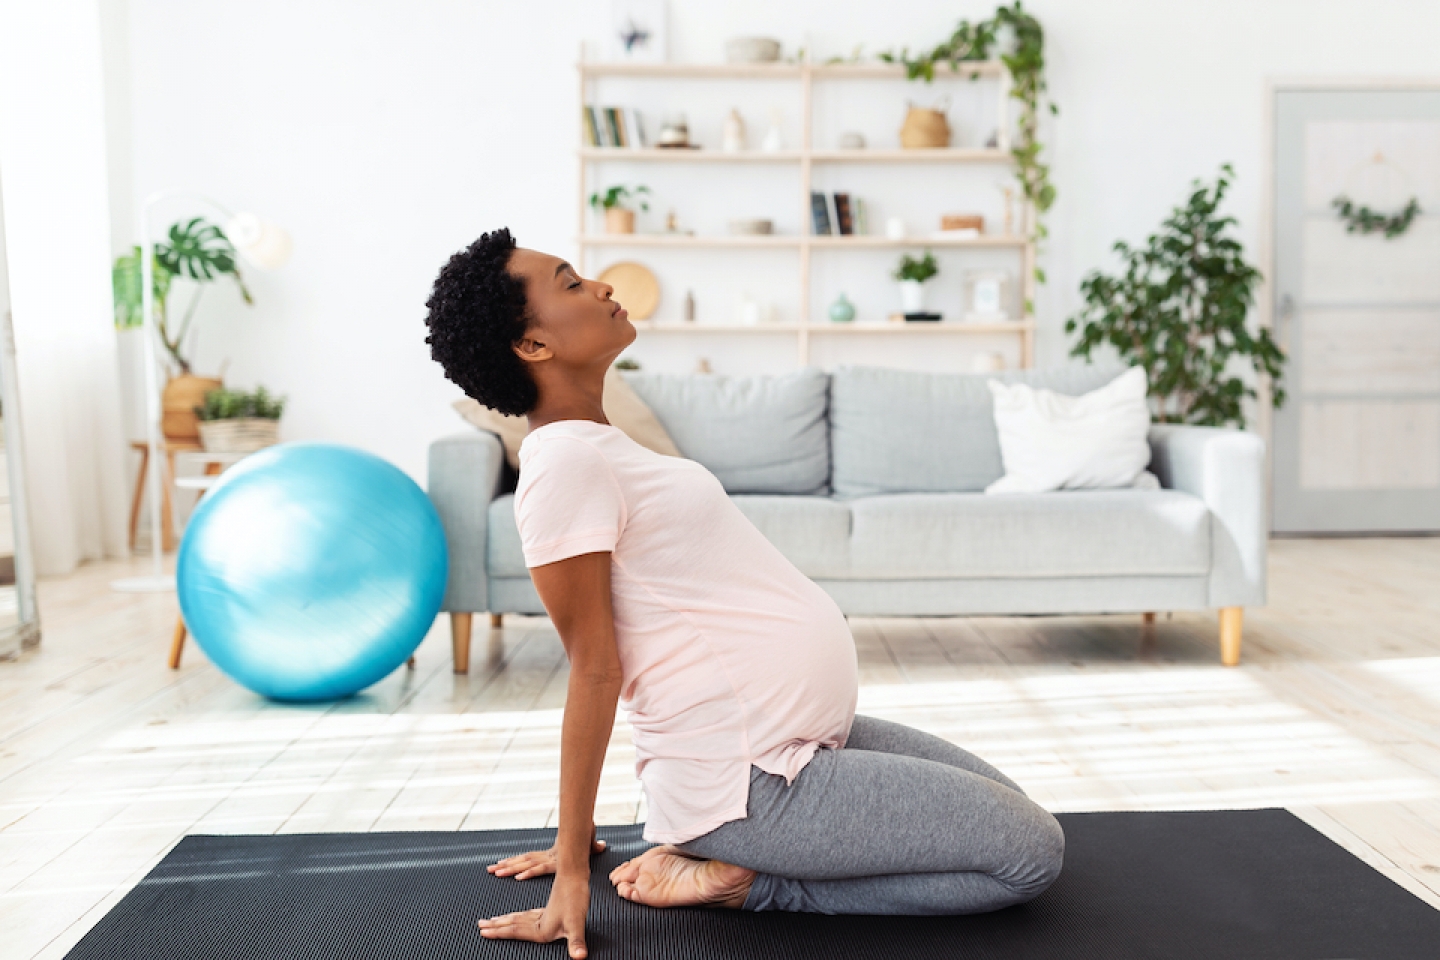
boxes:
[1272,89,1440,533]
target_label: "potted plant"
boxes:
[194,385,287,453]
[1065,164,1286,427]
[893,250,939,313]
[112,217,253,442]
[589,184,651,234]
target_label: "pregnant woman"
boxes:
[423,229,1064,959]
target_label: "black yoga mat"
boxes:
[65,810,1440,959]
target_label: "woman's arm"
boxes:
[479,550,622,959]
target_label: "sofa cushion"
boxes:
[620,368,830,495]
[830,364,1127,497]
[729,496,852,579]
[845,489,1210,580]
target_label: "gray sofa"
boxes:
[428,365,1265,671]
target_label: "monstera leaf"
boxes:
[155,217,253,303]
[112,246,174,329]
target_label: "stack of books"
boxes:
[584,106,648,148]
[810,192,868,236]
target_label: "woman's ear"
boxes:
[513,336,551,365]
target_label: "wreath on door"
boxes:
[1330,151,1422,239]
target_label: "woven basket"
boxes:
[198,417,280,453]
[899,104,951,149]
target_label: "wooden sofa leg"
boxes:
[1219,607,1243,667]
[451,612,473,674]
[490,613,503,628]
[1142,612,1156,625]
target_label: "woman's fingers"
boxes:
[478,908,547,941]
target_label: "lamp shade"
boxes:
[225,212,292,270]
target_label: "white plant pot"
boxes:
[899,280,927,313]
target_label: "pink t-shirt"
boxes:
[514,420,859,844]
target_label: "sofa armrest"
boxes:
[428,429,506,613]
[1148,424,1266,608]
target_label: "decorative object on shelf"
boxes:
[694,357,713,373]
[663,209,691,235]
[885,217,907,240]
[971,351,1006,373]
[1331,194,1421,238]
[904,312,942,322]
[894,250,938,314]
[589,183,651,234]
[761,108,785,152]
[963,269,1010,321]
[828,292,857,322]
[194,385,286,453]
[597,261,660,320]
[725,37,781,63]
[899,97,951,149]
[728,218,774,236]
[996,181,1017,235]
[615,357,642,370]
[737,292,763,326]
[1066,164,1285,429]
[656,113,692,148]
[610,0,667,64]
[942,214,985,233]
[838,131,867,150]
[722,108,748,152]
[684,289,696,321]
[879,1,1057,286]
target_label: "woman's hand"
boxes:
[478,874,592,959]
[486,824,606,880]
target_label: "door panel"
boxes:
[1273,90,1440,532]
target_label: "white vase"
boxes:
[899,280,926,313]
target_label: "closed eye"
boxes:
[568,279,582,290]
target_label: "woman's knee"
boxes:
[1010,810,1065,898]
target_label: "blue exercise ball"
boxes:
[177,442,448,702]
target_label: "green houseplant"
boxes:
[893,250,938,313]
[1064,164,1286,428]
[194,385,287,453]
[880,1,1056,291]
[113,216,254,442]
[589,184,651,235]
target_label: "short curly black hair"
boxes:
[424,227,538,416]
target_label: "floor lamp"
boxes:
[112,190,291,594]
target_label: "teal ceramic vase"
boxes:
[828,292,856,322]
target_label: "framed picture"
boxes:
[963,269,1011,322]
[611,0,668,63]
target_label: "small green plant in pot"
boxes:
[1065,164,1286,428]
[589,184,651,234]
[893,250,938,314]
[194,385,288,453]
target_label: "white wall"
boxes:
[111,0,1440,486]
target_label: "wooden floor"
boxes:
[3,538,1440,957]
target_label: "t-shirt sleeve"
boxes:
[513,436,625,567]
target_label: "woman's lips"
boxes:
[613,303,628,319]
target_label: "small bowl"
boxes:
[728,218,774,236]
[725,37,782,63]
[837,131,867,150]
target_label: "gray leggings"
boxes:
[672,714,1064,916]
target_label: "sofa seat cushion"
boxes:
[620,369,830,495]
[830,364,1127,496]
[488,495,527,578]
[729,496,853,579]
[847,490,1211,580]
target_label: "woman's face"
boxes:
[508,248,636,370]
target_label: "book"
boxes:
[628,108,648,148]
[825,192,841,238]
[583,106,601,147]
[809,191,833,236]
[833,193,854,235]
[853,197,869,235]
[604,107,628,148]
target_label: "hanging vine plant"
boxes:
[1331,195,1421,239]
[879,2,1056,286]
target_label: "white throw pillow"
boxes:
[985,367,1153,494]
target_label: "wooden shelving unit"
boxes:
[578,56,1037,367]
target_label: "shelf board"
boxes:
[580,148,803,163]
[582,234,801,247]
[628,320,1033,333]
[578,61,1004,80]
[810,235,1027,248]
[810,148,1011,163]
[580,62,803,79]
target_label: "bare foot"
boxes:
[608,844,756,909]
